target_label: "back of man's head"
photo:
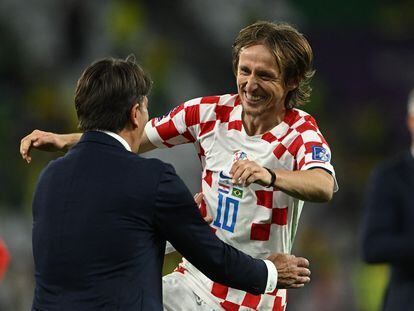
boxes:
[75,55,152,132]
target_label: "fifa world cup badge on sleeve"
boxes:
[311,146,330,162]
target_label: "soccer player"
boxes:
[21,21,337,310]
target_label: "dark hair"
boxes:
[75,55,152,132]
[232,21,315,109]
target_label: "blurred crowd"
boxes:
[1,0,413,310]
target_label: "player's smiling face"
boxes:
[237,44,294,119]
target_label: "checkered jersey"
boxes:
[145,94,336,310]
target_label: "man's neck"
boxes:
[117,129,141,153]
[242,107,286,136]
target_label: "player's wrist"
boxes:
[264,167,276,188]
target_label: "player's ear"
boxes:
[286,78,298,91]
[130,103,140,129]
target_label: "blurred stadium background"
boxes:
[1,0,413,310]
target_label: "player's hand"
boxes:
[266,253,311,289]
[20,130,74,163]
[229,160,272,187]
[194,193,213,224]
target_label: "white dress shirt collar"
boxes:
[99,130,132,152]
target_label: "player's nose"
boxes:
[245,76,258,93]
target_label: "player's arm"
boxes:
[20,130,82,163]
[20,127,158,163]
[270,168,334,202]
[230,160,334,202]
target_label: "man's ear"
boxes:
[130,103,140,129]
[286,78,299,91]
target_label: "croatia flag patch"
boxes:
[312,146,330,162]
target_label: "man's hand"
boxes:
[266,253,311,289]
[230,160,272,187]
[20,130,81,163]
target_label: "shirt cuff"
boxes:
[263,259,278,293]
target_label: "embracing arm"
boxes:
[20,127,158,163]
[20,130,82,163]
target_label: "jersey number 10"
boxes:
[213,193,239,233]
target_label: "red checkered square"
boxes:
[283,108,300,126]
[211,282,229,299]
[215,105,232,122]
[241,293,261,309]
[201,96,220,104]
[234,96,241,106]
[262,132,277,143]
[156,120,180,141]
[273,144,287,159]
[199,121,216,136]
[303,114,317,127]
[228,120,242,131]
[287,135,303,157]
[295,121,315,134]
[184,105,200,126]
[272,207,288,225]
[256,190,273,209]
[203,169,213,188]
[272,296,284,311]
[250,223,271,241]
[220,300,240,311]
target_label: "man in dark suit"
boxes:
[31,56,311,310]
[361,90,414,311]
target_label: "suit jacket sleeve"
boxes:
[154,163,268,295]
[361,164,414,264]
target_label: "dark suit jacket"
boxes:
[31,131,268,311]
[361,151,414,311]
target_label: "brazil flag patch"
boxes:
[231,188,243,199]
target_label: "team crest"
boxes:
[233,150,248,162]
[312,146,330,162]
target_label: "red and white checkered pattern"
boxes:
[146,94,336,310]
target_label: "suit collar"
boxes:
[78,131,130,151]
[98,130,131,151]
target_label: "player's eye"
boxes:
[239,67,250,75]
